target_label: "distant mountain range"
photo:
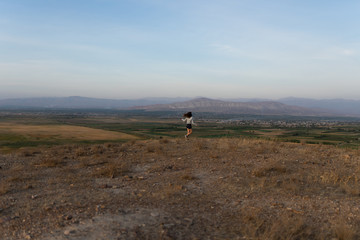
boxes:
[131,97,329,116]
[0,96,189,109]
[0,96,359,117]
[277,97,360,116]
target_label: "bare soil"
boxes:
[1,138,360,239]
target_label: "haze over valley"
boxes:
[1,96,360,117]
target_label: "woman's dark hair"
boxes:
[183,112,192,118]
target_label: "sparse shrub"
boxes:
[159,138,170,144]
[339,182,360,196]
[181,174,197,180]
[252,163,287,177]
[209,153,219,159]
[217,138,231,151]
[90,145,105,154]
[17,150,33,157]
[77,157,108,168]
[103,142,114,149]
[334,221,356,240]
[114,144,128,153]
[146,145,156,153]
[92,160,131,178]
[36,158,64,167]
[74,146,88,157]
[0,181,10,195]
[193,139,208,150]
[153,184,184,199]
[241,209,317,240]
[10,163,25,172]
[265,215,316,240]
[146,142,164,154]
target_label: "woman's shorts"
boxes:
[186,124,192,129]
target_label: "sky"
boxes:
[1,0,360,100]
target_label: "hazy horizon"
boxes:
[1,95,360,102]
[1,0,360,100]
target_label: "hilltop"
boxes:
[1,138,360,239]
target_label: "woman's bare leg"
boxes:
[188,129,192,136]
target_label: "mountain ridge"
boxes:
[0,96,359,116]
[131,97,331,116]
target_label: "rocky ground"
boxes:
[1,137,360,239]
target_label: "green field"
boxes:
[1,109,360,151]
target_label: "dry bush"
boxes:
[246,141,271,155]
[241,209,318,240]
[320,168,360,187]
[280,176,303,194]
[113,143,128,153]
[36,158,64,168]
[77,157,108,168]
[333,221,356,240]
[0,180,11,195]
[16,148,40,157]
[181,174,197,181]
[146,145,156,153]
[5,163,28,183]
[159,138,170,144]
[90,145,105,154]
[217,138,231,151]
[92,160,131,178]
[339,182,360,196]
[193,139,208,150]
[152,184,184,199]
[10,163,25,172]
[74,146,88,157]
[240,207,267,238]
[146,142,164,154]
[252,162,287,178]
[208,152,220,159]
[103,142,115,149]
[265,215,317,240]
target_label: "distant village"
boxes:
[217,119,359,128]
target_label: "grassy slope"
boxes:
[1,138,360,239]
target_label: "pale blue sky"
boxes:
[1,0,360,99]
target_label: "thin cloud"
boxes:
[311,46,358,60]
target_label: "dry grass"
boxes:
[92,160,131,178]
[181,174,197,181]
[252,161,288,177]
[15,148,41,157]
[0,180,11,195]
[0,123,138,141]
[159,138,170,144]
[36,158,65,167]
[1,137,360,239]
[146,142,164,154]
[334,222,356,240]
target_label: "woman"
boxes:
[181,112,196,139]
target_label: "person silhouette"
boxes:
[181,112,196,139]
